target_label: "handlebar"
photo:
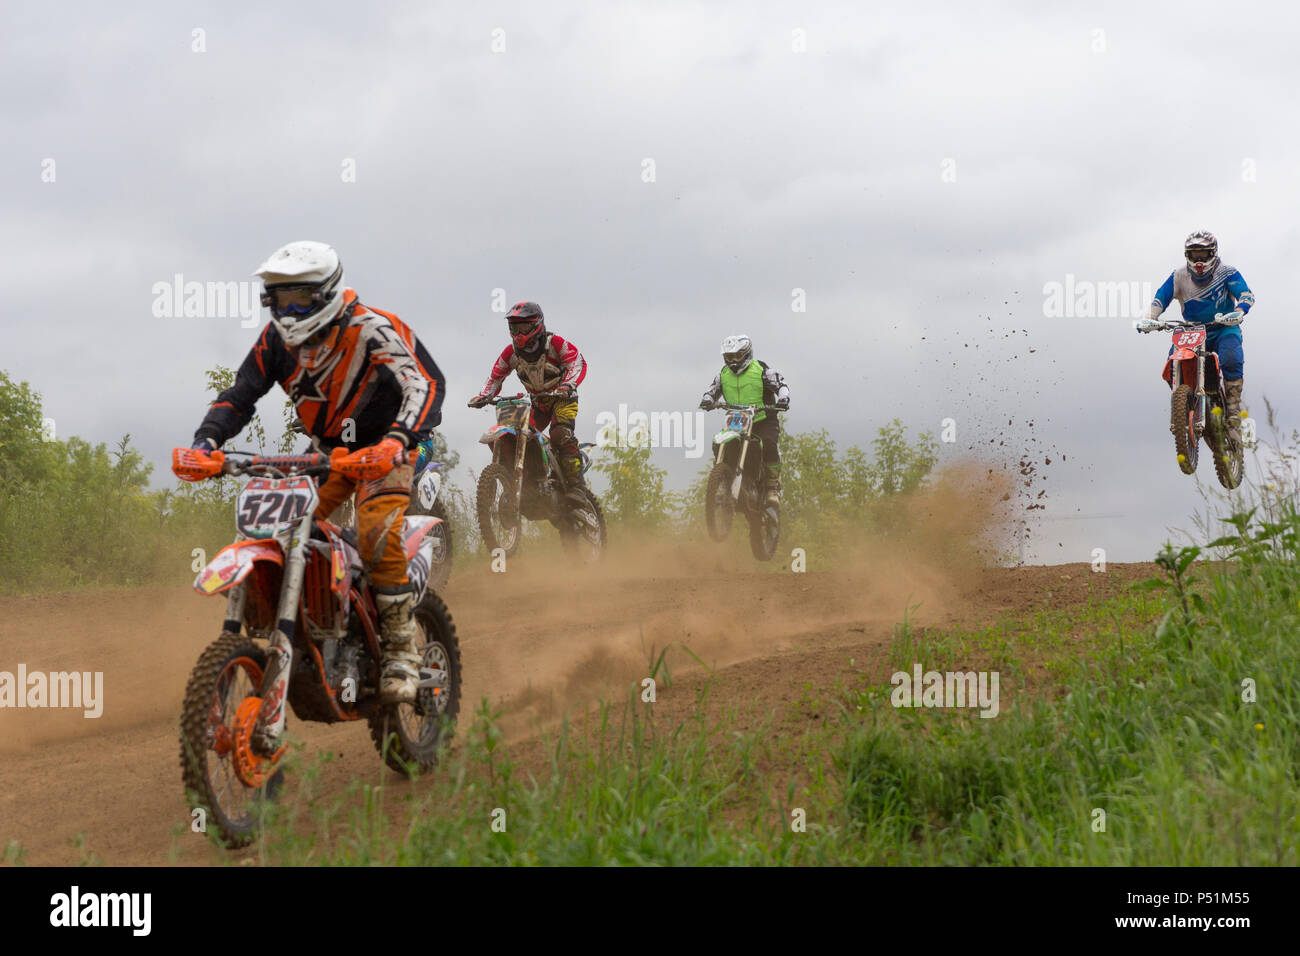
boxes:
[708,402,785,413]
[1135,312,1243,334]
[174,447,417,482]
[470,389,574,407]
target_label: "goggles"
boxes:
[262,285,324,317]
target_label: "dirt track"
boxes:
[0,537,1156,866]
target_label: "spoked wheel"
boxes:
[476,464,521,557]
[560,488,607,562]
[1206,398,1244,489]
[179,632,285,848]
[749,501,781,561]
[705,464,736,541]
[1171,384,1198,475]
[425,501,453,591]
[368,591,462,775]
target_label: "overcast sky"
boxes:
[4,0,1299,563]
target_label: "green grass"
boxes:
[170,504,1288,866]
[13,506,1293,866]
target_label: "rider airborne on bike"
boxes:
[1143,230,1255,442]
[175,240,446,704]
[468,302,589,495]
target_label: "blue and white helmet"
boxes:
[1184,230,1219,283]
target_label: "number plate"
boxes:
[1173,328,1206,349]
[236,477,319,539]
[725,411,749,431]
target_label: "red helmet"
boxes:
[507,301,546,351]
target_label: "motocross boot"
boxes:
[765,471,782,508]
[374,584,422,704]
[1224,379,1245,445]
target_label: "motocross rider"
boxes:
[467,302,589,495]
[174,241,446,704]
[1141,230,1255,442]
[699,334,790,506]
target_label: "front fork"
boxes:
[510,428,530,511]
[1171,351,1209,435]
[715,431,753,502]
[253,515,313,750]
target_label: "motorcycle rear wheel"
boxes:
[425,500,453,591]
[1171,385,1198,475]
[749,502,780,561]
[560,487,607,561]
[368,591,462,775]
[1206,399,1244,490]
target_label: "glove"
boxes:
[331,437,406,481]
[173,444,224,481]
[468,395,489,409]
[1216,310,1244,326]
[774,400,790,412]
[699,399,715,411]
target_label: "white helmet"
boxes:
[254,241,346,347]
[721,334,753,374]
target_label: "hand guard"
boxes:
[173,446,225,482]
[1135,317,1160,332]
[774,400,790,412]
[467,395,490,409]
[1216,310,1244,327]
[330,437,406,481]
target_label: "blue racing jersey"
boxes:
[1151,263,1255,327]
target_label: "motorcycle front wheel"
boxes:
[705,463,736,541]
[1171,384,1198,475]
[476,463,521,557]
[179,632,284,849]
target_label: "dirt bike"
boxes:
[1136,311,1244,489]
[174,448,462,848]
[407,441,453,592]
[469,390,606,561]
[703,402,782,561]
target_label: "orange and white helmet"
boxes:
[254,241,346,347]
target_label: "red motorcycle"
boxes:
[1137,312,1244,489]
[172,447,462,847]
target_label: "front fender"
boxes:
[194,540,284,596]
[714,430,743,446]
[480,425,517,445]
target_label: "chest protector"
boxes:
[720,361,766,422]
[515,335,564,392]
